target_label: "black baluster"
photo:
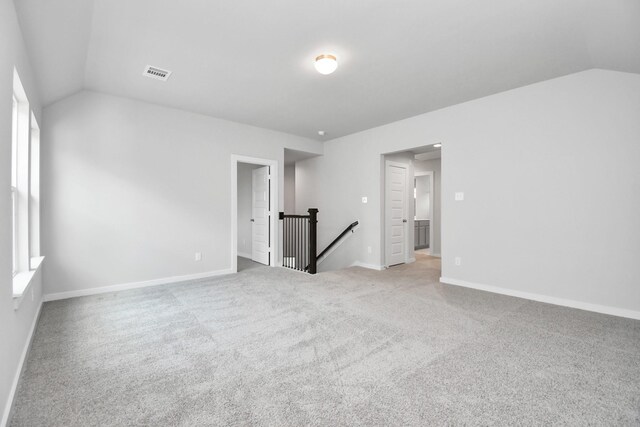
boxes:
[308,208,318,274]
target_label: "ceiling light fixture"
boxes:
[318,130,326,136]
[433,143,442,148]
[315,54,338,75]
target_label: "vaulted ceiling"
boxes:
[14,0,640,140]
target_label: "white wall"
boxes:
[296,69,640,317]
[284,164,295,214]
[0,0,44,423]
[415,158,441,255]
[237,163,260,258]
[41,91,322,296]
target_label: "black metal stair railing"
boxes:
[280,208,359,275]
[280,208,318,274]
[315,220,359,262]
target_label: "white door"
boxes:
[385,161,408,266]
[252,166,270,265]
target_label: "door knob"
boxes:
[250,219,255,222]
[402,219,407,223]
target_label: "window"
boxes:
[11,68,42,305]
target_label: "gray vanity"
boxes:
[414,219,430,249]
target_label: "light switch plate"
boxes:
[362,197,368,204]
[455,192,464,201]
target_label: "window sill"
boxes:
[13,256,45,310]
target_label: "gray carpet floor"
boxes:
[9,254,640,426]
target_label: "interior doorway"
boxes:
[413,146,441,258]
[231,155,279,273]
[382,144,441,270]
[414,171,434,255]
[283,148,322,216]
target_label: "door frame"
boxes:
[414,170,434,254]
[231,155,279,273]
[384,160,411,267]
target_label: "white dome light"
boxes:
[315,54,338,75]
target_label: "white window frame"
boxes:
[11,68,44,309]
[11,94,19,277]
[11,186,18,277]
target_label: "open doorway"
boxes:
[413,145,441,258]
[283,148,321,216]
[231,155,279,273]
[414,171,434,255]
[382,144,441,270]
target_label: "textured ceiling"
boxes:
[14,0,640,140]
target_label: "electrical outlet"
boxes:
[367,246,372,254]
[362,197,368,204]
[454,257,462,266]
[195,252,202,261]
[455,192,464,201]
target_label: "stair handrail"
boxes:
[316,221,359,263]
[279,209,358,274]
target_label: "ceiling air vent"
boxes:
[143,65,171,81]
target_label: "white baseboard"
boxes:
[350,261,384,271]
[43,268,234,302]
[237,252,252,259]
[2,300,43,427]
[440,276,640,320]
